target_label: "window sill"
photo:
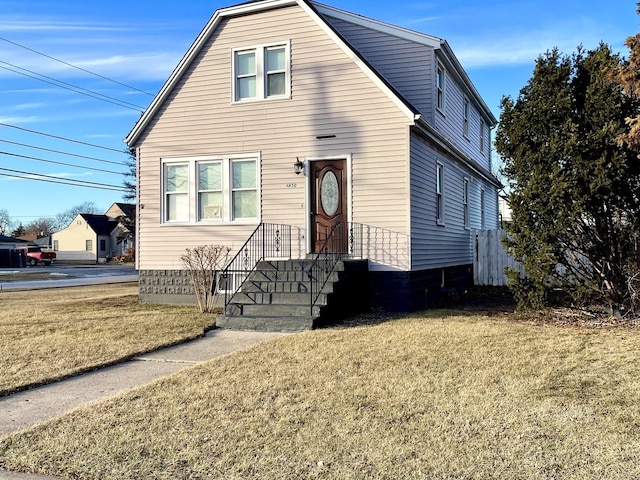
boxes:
[232,95,291,105]
[161,220,260,227]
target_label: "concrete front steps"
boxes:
[218,258,369,332]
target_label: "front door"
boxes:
[310,159,348,253]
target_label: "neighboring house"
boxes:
[125,0,500,313]
[0,235,28,250]
[499,195,512,227]
[105,202,136,255]
[51,203,135,263]
[0,235,29,268]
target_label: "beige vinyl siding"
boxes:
[410,132,498,270]
[323,16,434,120]
[434,59,491,172]
[51,215,97,263]
[135,5,411,270]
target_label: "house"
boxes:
[499,195,512,227]
[51,203,135,263]
[105,202,136,255]
[125,0,500,325]
[0,234,29,267]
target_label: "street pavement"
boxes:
[0,264,137,291]
[0,329,286,479]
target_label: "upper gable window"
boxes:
[233,42,290,102]
[436,63,446,112]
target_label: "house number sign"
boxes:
[286,183,297,188]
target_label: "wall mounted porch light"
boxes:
[294,157,304,175]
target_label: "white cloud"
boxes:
[12,102,47,110]
[0,115,40,124]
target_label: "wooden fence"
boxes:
[474,229,526,286]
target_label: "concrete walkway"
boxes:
[0,329,285,480]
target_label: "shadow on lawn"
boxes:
[331,286,517,329]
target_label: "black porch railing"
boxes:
[308,222,365,316]
[222,223,293,307]
[222,221,407,318]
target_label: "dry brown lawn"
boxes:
[2,310,640,479]
[0,283,213,396]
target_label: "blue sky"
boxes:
[0,0,637,229]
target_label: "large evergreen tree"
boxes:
[612,2,640,151]
[496,44,640,318]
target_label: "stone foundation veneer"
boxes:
[138,269,197,305]
[138,264,474,311]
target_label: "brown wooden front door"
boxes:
[310,159,348,253]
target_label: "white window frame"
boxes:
[436,62,446,113]
[232,41,290,103]
[463,178,470,229]
[463,97,470,139]
[161,154,261,225]
[436,162,445,225]
[163,162,190,223]
[480,120,486,155]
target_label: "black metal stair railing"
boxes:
[222,223,293,307]
[308,222,364,316]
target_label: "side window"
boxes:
[463,97,470,138]
[480,188,486,230]
[463,179,469,229]
[99,239,106,252]
[436,162,445,225]
[86,239,92,251]
[480,120,486,154]
[436,63,446,112]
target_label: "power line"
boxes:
[0,61,146,111]
[0,151,125,175]
[0,35,154,97]
[0,167,127,191]
[0,139,125,166]
[0,122,126,153]
[0,171,126,192]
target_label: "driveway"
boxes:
[0,264,138,290]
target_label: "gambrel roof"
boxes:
[126,0,496,147]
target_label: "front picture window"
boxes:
[165,164,189,222]
[232,160,257,219]
[162,156,259,224]
[198,162,222,220]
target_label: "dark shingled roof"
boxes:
[111,202,135,219]
[0,234,29,244]
[80,214,119,236]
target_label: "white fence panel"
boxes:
[474,229,525,286]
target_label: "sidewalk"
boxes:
[0,329,285,480]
